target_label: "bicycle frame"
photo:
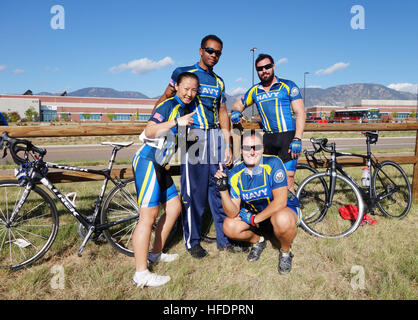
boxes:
[8,145,139,256]
[322,137,387,213]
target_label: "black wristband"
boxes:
[174,118,178,126]
[292,137,301,141]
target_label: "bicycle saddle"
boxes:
[102,141,134,148]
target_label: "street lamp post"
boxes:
[250,47,257,118]
[303,72,310,107]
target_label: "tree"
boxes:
[106,112,116,121]
[330,109,336,120]
[24,107,39,122]
[8,112,21,122]
[409,110,416,119]
[392,111,398,119]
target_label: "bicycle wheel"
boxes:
[295,163,319,191]
[372,161,412,219]
[100,178,138,257]
[296,172,364,238]
[100,178,179,256]
[0,180,58,270]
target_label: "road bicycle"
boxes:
[0,132,175,270]
[295,131,412,239]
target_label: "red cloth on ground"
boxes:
[338,205,378,226]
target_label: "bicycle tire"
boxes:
[100,178,138,257]
[295,164,329,223]
[296,172,365,239]
[100,178,179,257]
[372,161,412,219]
[295,163,319,191]
[0,180,59,270]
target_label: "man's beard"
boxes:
[260,73,274,86]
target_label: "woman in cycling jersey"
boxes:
[131,72,198,288]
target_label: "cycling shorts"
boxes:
[133,157,178,208]
[263,131,297,172]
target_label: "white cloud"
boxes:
[276,58,288,65]
[109,57,174,75]
[0,65,6,71]
[387,83,418,94]
[12,69,24,75]
[235,77,246,82]
[315,62,349,75]
[228,87,247,96]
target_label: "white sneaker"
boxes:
[148,252,179,265]
[133,270,171,288]
[159,252,179,263]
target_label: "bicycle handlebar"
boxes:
[0,131,46,165]
[309,137,335,154]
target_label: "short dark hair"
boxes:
[255,53,274,66]
[201,34,223,49]
[176,72,199,85]
[241,129,263,147]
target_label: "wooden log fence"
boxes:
[1,122,417,200]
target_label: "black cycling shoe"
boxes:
[278,249,294,274]
[188,244,208,259]
[247,238,266,262]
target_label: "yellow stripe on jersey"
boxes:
[197,96,209,128]
[259,101,272,132]
[245,86,257,107]
[230,168,245,197]
[281,81,290,95]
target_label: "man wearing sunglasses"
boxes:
[154,35,236,259]
[214,130,301,274]
[230,54,306,193]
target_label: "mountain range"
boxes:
[37,83,417,112]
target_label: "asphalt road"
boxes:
[0,137,415,164]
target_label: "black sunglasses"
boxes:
[242,144,263,152]
[202,47,222,57]
[256,63,274,72]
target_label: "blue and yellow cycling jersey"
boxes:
[241,76,302,133]
[135,96,192,166]
[228,155,300,214]
[169,63,226,129]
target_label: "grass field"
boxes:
[0,165,416,300]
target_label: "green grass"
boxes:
[0,166,416,300]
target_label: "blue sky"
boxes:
[0,0,417,98]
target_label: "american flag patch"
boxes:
[153,112,164,122]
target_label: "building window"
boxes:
[41,110,58,122]
[134,114,150,121]
[397,113,409,119]
[113,114,131,121]
[80,113,101,121]
[60,113,71,121]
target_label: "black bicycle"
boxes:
[296,131,412,239]
[0,132,173,270]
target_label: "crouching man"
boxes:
[214,130,301,274]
